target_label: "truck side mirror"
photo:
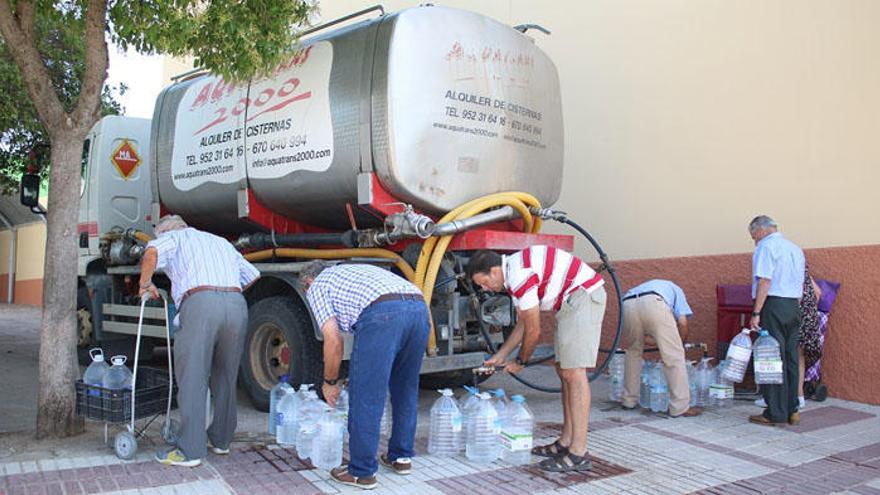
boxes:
[20,173,40,208]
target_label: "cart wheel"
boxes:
[114,431,138,460]
[162,419,181,445]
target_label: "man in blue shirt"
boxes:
[747,215,805,426]
[620,280,701,417]
[299,262,429,490]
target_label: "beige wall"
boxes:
[319,0,880,260]
[0,222,46,305]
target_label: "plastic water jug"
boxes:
[296,391,328,459]
[639,360,653,409]
[500,395,533,465]
[686,361,698,407]
[276,384,309,446]
[466,393,500,463]
[608,352,625,402]
[709,361,734,408]
[428,389,463,456]
[379,394,392,436]
[753,330,784,384]
[491,389,508,418]
[649,363,669,413]
[311,410,343,470]
[83,348,109,396]
[694,357,713,407]
[461,385,481,441]
[268,375,293,435]
[102,355,133,390]
[721,329,753,383]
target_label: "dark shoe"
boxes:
[379,454,412,475]
[749,414,783,426]
[330,466,378,490]
[538,452,593,472]
[621,403,638,411]
[531,439,569,458]
[672,407,702,418]
[788,412,801,426]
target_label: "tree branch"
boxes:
[0,0,67,136]
[73,0,108,128]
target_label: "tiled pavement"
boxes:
[1,396,878,495]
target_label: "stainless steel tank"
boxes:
[151,5,564,233]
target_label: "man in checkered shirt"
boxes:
[299,262,429,490]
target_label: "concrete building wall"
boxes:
[0,222,46,306]
[318,1,879,403]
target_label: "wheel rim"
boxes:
[248,322,291,391]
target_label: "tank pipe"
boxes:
[431,206,518,237]
[299,5,385,38]
[235,231,359,250]
[243,247,415,283]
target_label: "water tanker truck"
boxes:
[33,5,621,410]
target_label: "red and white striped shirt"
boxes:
[503,245,604,311]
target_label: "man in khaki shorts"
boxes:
[620,279,701,417]
[467,246,606,472]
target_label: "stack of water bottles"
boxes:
[428,389,462,456]
[753,330,783,384]
[607,352,625,402]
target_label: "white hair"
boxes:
[748,215,777,233]
[154,215,188,236]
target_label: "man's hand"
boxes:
[139,283,159,301]
[322,383,340,408]
[483,352,508,369]
[749,314,761,331]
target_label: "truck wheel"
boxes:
[239,296,321,411]
[419,370,490,390]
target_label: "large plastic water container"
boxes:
[276,384,310,446]
[639,360,653,409]
[461,386,481,442]
[709,361,734,408]
[694,357,713,407]
[83,348,109,396]
[102,356,133,390]
[721,329,753,383]
[296,391,329,460]
[466,393,500,463]
[649,364,669,413]
[686,361,697,407]
[269,375,293,435]
[311,410,344,470]
[500,395,533,465]
[608,352,625,402]
[491,389,508,418]
[428,389,463,456]
[753,330,784,384]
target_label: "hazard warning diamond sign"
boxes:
[111,140,141,180]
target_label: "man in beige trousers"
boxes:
[620,279,701,417]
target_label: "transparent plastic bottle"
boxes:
[276,388,300,446]
[428,389,463,456]
[721,329,753,383]
[102,355,133,390]
[269,375,293,436]
[639,360,653,409]
[499,395,533,465]
[491,389,508,419]
[466,393,500,463]
[709,361,734,408]
[649,363,669,413]
[83,348,109,396]
[686,361,697,407]
[694,357,713,407]
[461,386,481,443]
[753,330,783,384]
[296,391,328,460]
[311,410,343,470]
[608,352,625,402]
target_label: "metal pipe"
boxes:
[432,206,518,236]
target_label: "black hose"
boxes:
[239,231,359,250]
[473,215,626,392]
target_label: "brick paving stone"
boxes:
[788,407,876,434]
[62,481,84,495]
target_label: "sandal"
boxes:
[531,439,569,458]
[538,452,593,473]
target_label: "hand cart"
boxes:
[75,293,179,459]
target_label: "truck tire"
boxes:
[239,296,322,411]
[419,369,490,390]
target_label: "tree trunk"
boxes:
[35,130,88,438]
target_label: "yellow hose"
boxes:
[132,231,153,243]
[244,247,416,283]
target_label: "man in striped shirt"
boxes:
[467,245,606,473]
[139,215,259,467]
[299,262,429,490]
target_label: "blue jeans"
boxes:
[347,298,430,477]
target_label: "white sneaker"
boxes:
[754,397,805,408]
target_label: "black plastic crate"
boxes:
[76,367,177,423]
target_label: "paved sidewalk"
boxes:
[1,381,877,495]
